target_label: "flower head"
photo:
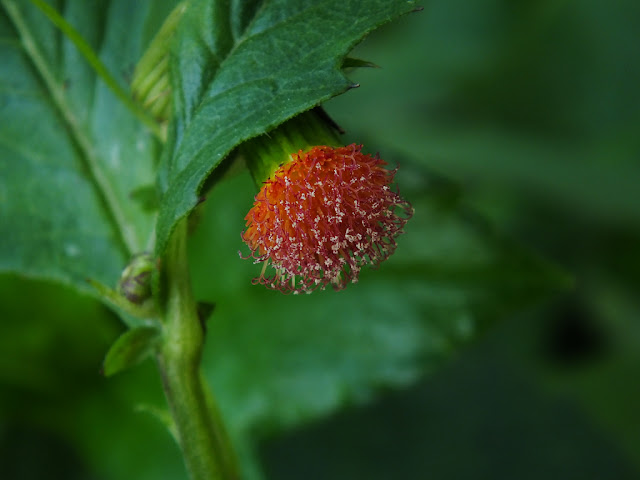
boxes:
[241,144,412,294]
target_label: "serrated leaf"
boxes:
[0,1,174,291]
[103,325,161,377]
[155,0,419,254]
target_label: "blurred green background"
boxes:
[2,0,640,479]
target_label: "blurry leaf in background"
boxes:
[320,0,640,476]
[327,0,640,226]
[0,0,173,291]
[0,276,118,415]
[261,319,640,480]
[186,156,566,478]
[0,274,186,480]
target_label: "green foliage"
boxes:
[102,325,161,377]
[0,0,173,290]
[4,0,626,479]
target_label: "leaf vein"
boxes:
[2,0,140,256]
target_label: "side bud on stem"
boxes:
[87,253,159,320]
[240,109,413,294]
[118,252,155,305]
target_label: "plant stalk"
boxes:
[157,219,239,480]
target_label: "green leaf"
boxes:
[102,325,161,377]
[155,0,419,254]
[28,0,165,140]
[187,164,567,445]
[0,1,174,291]
[261,352,640,480]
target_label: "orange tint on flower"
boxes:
[241,144,413,294]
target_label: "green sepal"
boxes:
[240,108,342,186]
[102,325,162,377]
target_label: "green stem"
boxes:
[158,220,239,480]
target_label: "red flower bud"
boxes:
[241,144,412,294]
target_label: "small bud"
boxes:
[118,253,156,304]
